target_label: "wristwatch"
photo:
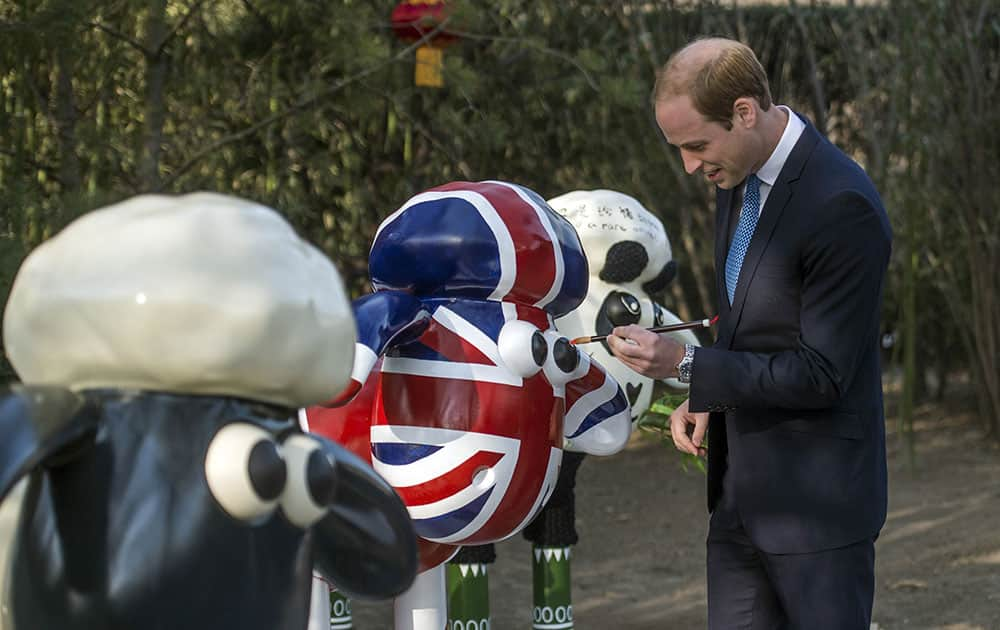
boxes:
[676,344,695,384]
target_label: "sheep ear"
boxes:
[322,291,430,407]
[0,386,99,501]
[641,260,678,297]
[308,433,419,600]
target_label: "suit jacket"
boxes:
[688,114,892,554]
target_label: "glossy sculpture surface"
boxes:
[0,192,418,630]
[305,181,633,630]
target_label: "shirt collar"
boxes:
[755,105,805,187]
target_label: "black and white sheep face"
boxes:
[0,390,416,630]
[549,190,699,416]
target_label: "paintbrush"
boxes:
[569,315,719,345]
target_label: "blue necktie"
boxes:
[725,174,761,305]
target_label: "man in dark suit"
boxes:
[607,37,891,629]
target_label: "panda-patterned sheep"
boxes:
[444,188,704,629]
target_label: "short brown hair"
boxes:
[654,38,772,129]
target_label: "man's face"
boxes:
[655,94,752,190]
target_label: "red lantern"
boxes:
[391,0,457,88]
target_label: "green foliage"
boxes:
[0,234,25,384]
[0,0,996,439]
[637,390,706,475]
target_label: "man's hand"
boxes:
[605,323,685,380]
[670,398,708,457]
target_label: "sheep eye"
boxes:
[279,434,337,528]
[542,330,585,387]
[498,320,546,378]
[602,291,642,326]
[653,302,666,327]
[552,337,579,373]
[205,423,284,524]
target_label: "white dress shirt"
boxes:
[743,105,805,216]
[678,106,806,384]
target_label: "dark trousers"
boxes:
[706,484,875,630]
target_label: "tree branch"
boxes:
[446,28,600,92]
[161,31,443,189]
[239,0,276,37]
[789,0,828,134]
[358,85,471,178]
[0,148,64,185]
[155,0,207,56]
[88,20,151,56]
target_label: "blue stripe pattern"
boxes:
[372,443,443,465]
[412,488,494,540]
[396,299,505,362]
[565,388,629,439]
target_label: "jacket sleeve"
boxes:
[689,190,891,411]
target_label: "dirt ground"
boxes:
[0,388,994,629]
[351,389,1000,629]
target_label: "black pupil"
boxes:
[248,440,286,501]
[553,338,579,373]
[604,291,641,326]
[531,331,548,366]
[306,450,337,506]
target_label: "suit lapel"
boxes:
[726,120,821,345]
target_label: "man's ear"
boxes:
[733,97,757,128]
[0,386,99,501]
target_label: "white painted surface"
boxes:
[394,565,447,630]
[550,189,699,413]
[3,192,355,408]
